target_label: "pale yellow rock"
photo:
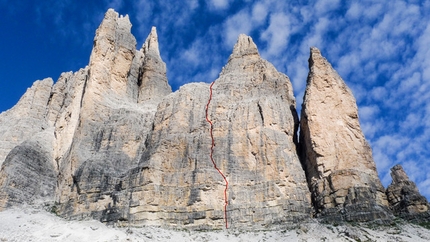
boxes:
[300,47,391,222]
[2,8,414,229]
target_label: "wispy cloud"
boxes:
[223,9,254,48]
[260,12,291,58]
[207,0,231,10]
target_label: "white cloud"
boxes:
[187,0,199,10]
[223,10,253,48]
[399,72,421,93]
[260,12,291,58]
[359,105,380,122]
[314,0,341,16]
[134,0,155,35]
[361,119,382,140]
[345,2,361,20]
[289,62,308,94]
[369,87,387,102]
[208,0,231,10]
[418,177,430,199]
[362,2,383,21]
[336,53,360,80]
[251,2,268,24]
[372,148,392,180]
[374,135,408,157]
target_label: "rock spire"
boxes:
[138,26,171,103]
[229,34,259,60]
[386,165,430,221]
[299,47,392,222]
[88,8,137,100]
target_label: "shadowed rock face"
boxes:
[299,47,392,223]
[386,165,430,222]
[0,132,56,209]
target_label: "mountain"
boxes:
[0,9,429,231]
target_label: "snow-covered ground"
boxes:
[1,205,430,242]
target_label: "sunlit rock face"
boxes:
[123,34,312,229]
[299,47,392,223]
[7,8,430,230]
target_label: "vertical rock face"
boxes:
[55,10,171,221]
[0,78,58,209]
[47,68,89,167]
[0,78,53,167]
[125,34,312,229]
[87,9,137,101]
[0,68,90,209]
[299,47,392,222]
[386,165,430,221]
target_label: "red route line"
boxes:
[205,81,229,229]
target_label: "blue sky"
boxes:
[1,0,430,200]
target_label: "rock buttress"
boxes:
[0,78,53,167]
[386,165,430,222]
[0,65,91,209]
[299,47,392,223]
[0,131,56,209]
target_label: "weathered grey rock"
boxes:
[299,47,392,223]
[386,165,430,222]
[0,66,91,208]
[54,10,171,223]
[0,9,167,213]
[48,67,89,171]
[53,32,313,230]
[0,78,53,167]
[124,34,312,229]
[0,130,56,209]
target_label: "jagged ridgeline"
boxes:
[0,9,429,230]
